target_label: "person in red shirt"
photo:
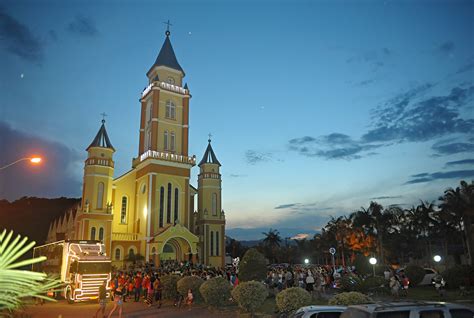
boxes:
[134,273,143,302]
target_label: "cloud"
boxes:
[356,79,376,86]
[431,139,474,156]
[405,170,474,184]
[291,233,309,240]
[0,121,82,201]
[370,195,403,200]
[346,48,392,72]
[437,41,455,55]
[229,174,247,178]
[245,150,273,165]
[455,62,474,75]
[274,203,299,210]
[0,7,44,62]
[288,133,381,160]
[67,15,98,37]
[445,159,474,167]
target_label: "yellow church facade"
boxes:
[46,30,226,268]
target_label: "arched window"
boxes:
[212,193,217,216]
[159,186,164,227]
[115,248,121,260]
[170,132,175,151]
[164,131,168,150]
[174,188,179,224]
[146,101,152,123]
[166,100,175,119]
[210,231,214,256]
[129,248,135,258]
[167,183,172,223]
[121,196,127,224]
[91,227,96,240]
[216,231,219,256]
[99,227,104,241]
[97,182,104,209]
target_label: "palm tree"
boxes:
[439,180,474,265]
[261,229,282,263]
[0,230,62,314]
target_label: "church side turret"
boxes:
[197,138,225,267]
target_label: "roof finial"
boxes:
[208,133,212,143]
[164,20,172,36]
[100,112,107,124]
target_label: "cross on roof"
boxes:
[208,133,212,142]
[163,20,172,33]
[100,112,107,123]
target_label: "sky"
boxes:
[1,0,473,240]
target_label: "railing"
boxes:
[86,158,114,168]
[138,150,196,165]
[112,232,139,241]
[141,81,188,98]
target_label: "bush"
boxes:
[239,248,267,282]
[353,254,372,276]
[442,265,473,289]
[404,265,424,287]
[231,281,268,313]
[199,277,232,307]
[161,275,180,300]
[275,287,312,313]
[359,276,386,293]
[340,275,363,292]
[328,292,372,306]
[177,276,204,302]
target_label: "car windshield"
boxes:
[77,262,111,274]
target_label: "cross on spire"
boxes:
[208,133,212,143]
[100,112,107,124]
[163,20,172,36]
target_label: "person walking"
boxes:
[94,281,107,318]
[134,273,142,302]
[144,275,153,307]
[153,276,162,308]
[107,283,123,318]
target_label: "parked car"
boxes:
[293,305,347,318]
[397,267,437,286]
[340,301,473,318]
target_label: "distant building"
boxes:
[47,30,225,268]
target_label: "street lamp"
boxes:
[369,257,377,277]
[433,255,441,263]
[0,156,42,171]
[304,258,309,265]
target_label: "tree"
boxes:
[239,248,267,282]
[261,228,282,263]
[439,180,474,265]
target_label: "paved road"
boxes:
[24,300,238,318]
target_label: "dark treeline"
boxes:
[227,180,473,267]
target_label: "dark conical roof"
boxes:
[198,139,221,166]
[87,120,115,151]
[147,33,185,76]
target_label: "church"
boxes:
[46,29,226,268]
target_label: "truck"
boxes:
[32,240,111,303]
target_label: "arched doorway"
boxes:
[160,237,192,262]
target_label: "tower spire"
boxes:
[199,136,220,166]
[87,117,115,151]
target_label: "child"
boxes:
[185,288,193,310]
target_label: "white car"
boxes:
[398,267,437,286]
[293,305,347,318]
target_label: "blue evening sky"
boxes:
[1,0,473,240]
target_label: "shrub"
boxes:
[442,265,473,289]
[276,287,312,313]
[199,277,232,307]
[340,275,363,292]
[353,254,372,276]
[161,275,180,300]
[328,292,373,306]
[359,276,386,293]
[177,276,204,302]
[239,248,267,282]
[404,265,425,287]
[231,281,268,313]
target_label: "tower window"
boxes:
[91,227,96,240]
[115,248,121,260]
[164,131,169,150]
[210,231,214,256]
[167,183,172,223]
[121,196,127,224]
[97,182,104,209]
[216,231,219,256]
[170,132,175,151]
[99,227,104,241]
[129,248,135,258]
[159,186,164,227]
[174,188,179,224]
[212,193,217,216]
[166,100,176,119]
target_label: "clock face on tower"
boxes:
[167,77,175,84]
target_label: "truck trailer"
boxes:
[33,240,111,303]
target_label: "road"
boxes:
[24,299,239,318]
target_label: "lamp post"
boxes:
[0,157,42,171]
[369,257,377,277]
[433,255,441,263]
[304,258,309,265]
